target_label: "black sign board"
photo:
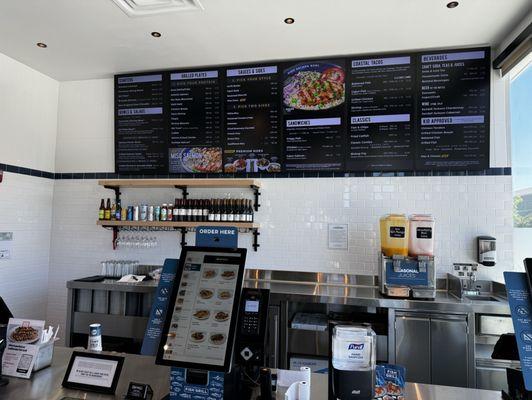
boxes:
[223,65,282,174]
[347,54,416,171]
[168,69,223,174]
[282,59,347,171]
[416,48,490,170]
[115,73,168,174]
[114,47,491,174]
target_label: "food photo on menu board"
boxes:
[223,65,282,174]
[169,147,223,173]
[282,59,347,171]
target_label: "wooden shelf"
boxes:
[98,178,260,189]
[97,220,260,229]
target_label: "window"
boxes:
[511,59,532,266]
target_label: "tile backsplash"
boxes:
[44,175,514,337]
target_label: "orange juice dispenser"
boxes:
[379,214,409,257]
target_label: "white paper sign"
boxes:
[328,224,348,250]
[2,318,45,379]
[67,356,119,388]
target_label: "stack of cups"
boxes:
[88,323,103,352]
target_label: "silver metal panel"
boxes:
[395,315,431,384]
[72,312,148,340]
[430,316,469,388]
[479,315,514,335]
[476,366,508,392]
[287,328,329,357]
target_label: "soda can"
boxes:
[133,205,139,221]
[140,204,148,221]
[148,205,154,221]
[88,323,102,352]
[154,206,161,221]
[127,206,133,221]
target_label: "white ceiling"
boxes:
[0,0,530,81]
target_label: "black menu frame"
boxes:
[114,46,491,175]
[155,246,247,372]
[62,351,124,395]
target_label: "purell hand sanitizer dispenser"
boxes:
[329,323,376,400]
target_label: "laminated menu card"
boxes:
[2,318,45,378]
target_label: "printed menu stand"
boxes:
[1,318,48,379]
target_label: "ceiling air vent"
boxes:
[111,0,204,17]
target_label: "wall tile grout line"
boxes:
[0,162,513,180]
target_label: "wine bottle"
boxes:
[202,199,209,222]
[215,199,221,222]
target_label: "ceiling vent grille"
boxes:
[111,0,204,17]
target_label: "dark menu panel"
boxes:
[115,74,167,174]
[114,46,491,175]
[416,48,490,170]
[347,55,416,171]
[169,70,222,173]
[223,65,281,173]
[282,59,347,171]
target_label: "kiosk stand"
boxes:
[139,226,271,400]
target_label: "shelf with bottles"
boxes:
[97,220,259,229]
[97,179,262,251]
[98,178,261,211]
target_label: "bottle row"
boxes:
[98,198,254,223]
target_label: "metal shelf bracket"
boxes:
[104,185,121,204]
[175,185,189,199]
[251,185,261,211]
[252,228,260,252]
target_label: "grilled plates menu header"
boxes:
[114,47,490,174]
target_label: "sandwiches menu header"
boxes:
[115,47,490,174]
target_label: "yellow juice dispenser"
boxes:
[379,214,409,257]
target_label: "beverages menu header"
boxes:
[115,47,490,174]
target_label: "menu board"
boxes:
[168,70,223,174]
[347,55,415,171]
[114,47,491,174]
[224,65,282,173]
[158,249,245,370]
[115,74,168,174]
[416,48,490,170]
[282,59,347,171]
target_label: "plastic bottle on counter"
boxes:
[408,214,435,257]
[379,214,409,257]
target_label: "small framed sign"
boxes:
[62,351,124,394]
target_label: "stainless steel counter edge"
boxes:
[66,269,510,314]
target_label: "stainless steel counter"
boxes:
[0,347,502,399]
[66,269,510,314]
[243,269,510,314]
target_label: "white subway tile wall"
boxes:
[0,173,54,318]
[45,175,514,339]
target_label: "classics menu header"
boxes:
[114,47,490,174]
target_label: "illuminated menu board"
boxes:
[282,59,347,171]
[114,47,491,174]
[223,65,282,173]
[168,70,223,174]
[115,74,168,174]
[347,55,415,171]
[416,49,490,170]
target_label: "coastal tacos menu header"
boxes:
[115,47,490,174]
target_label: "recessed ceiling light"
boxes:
[36,42,47,48]
[446,1,459,8]
[284,17,295,24]
[151,31,162,38]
